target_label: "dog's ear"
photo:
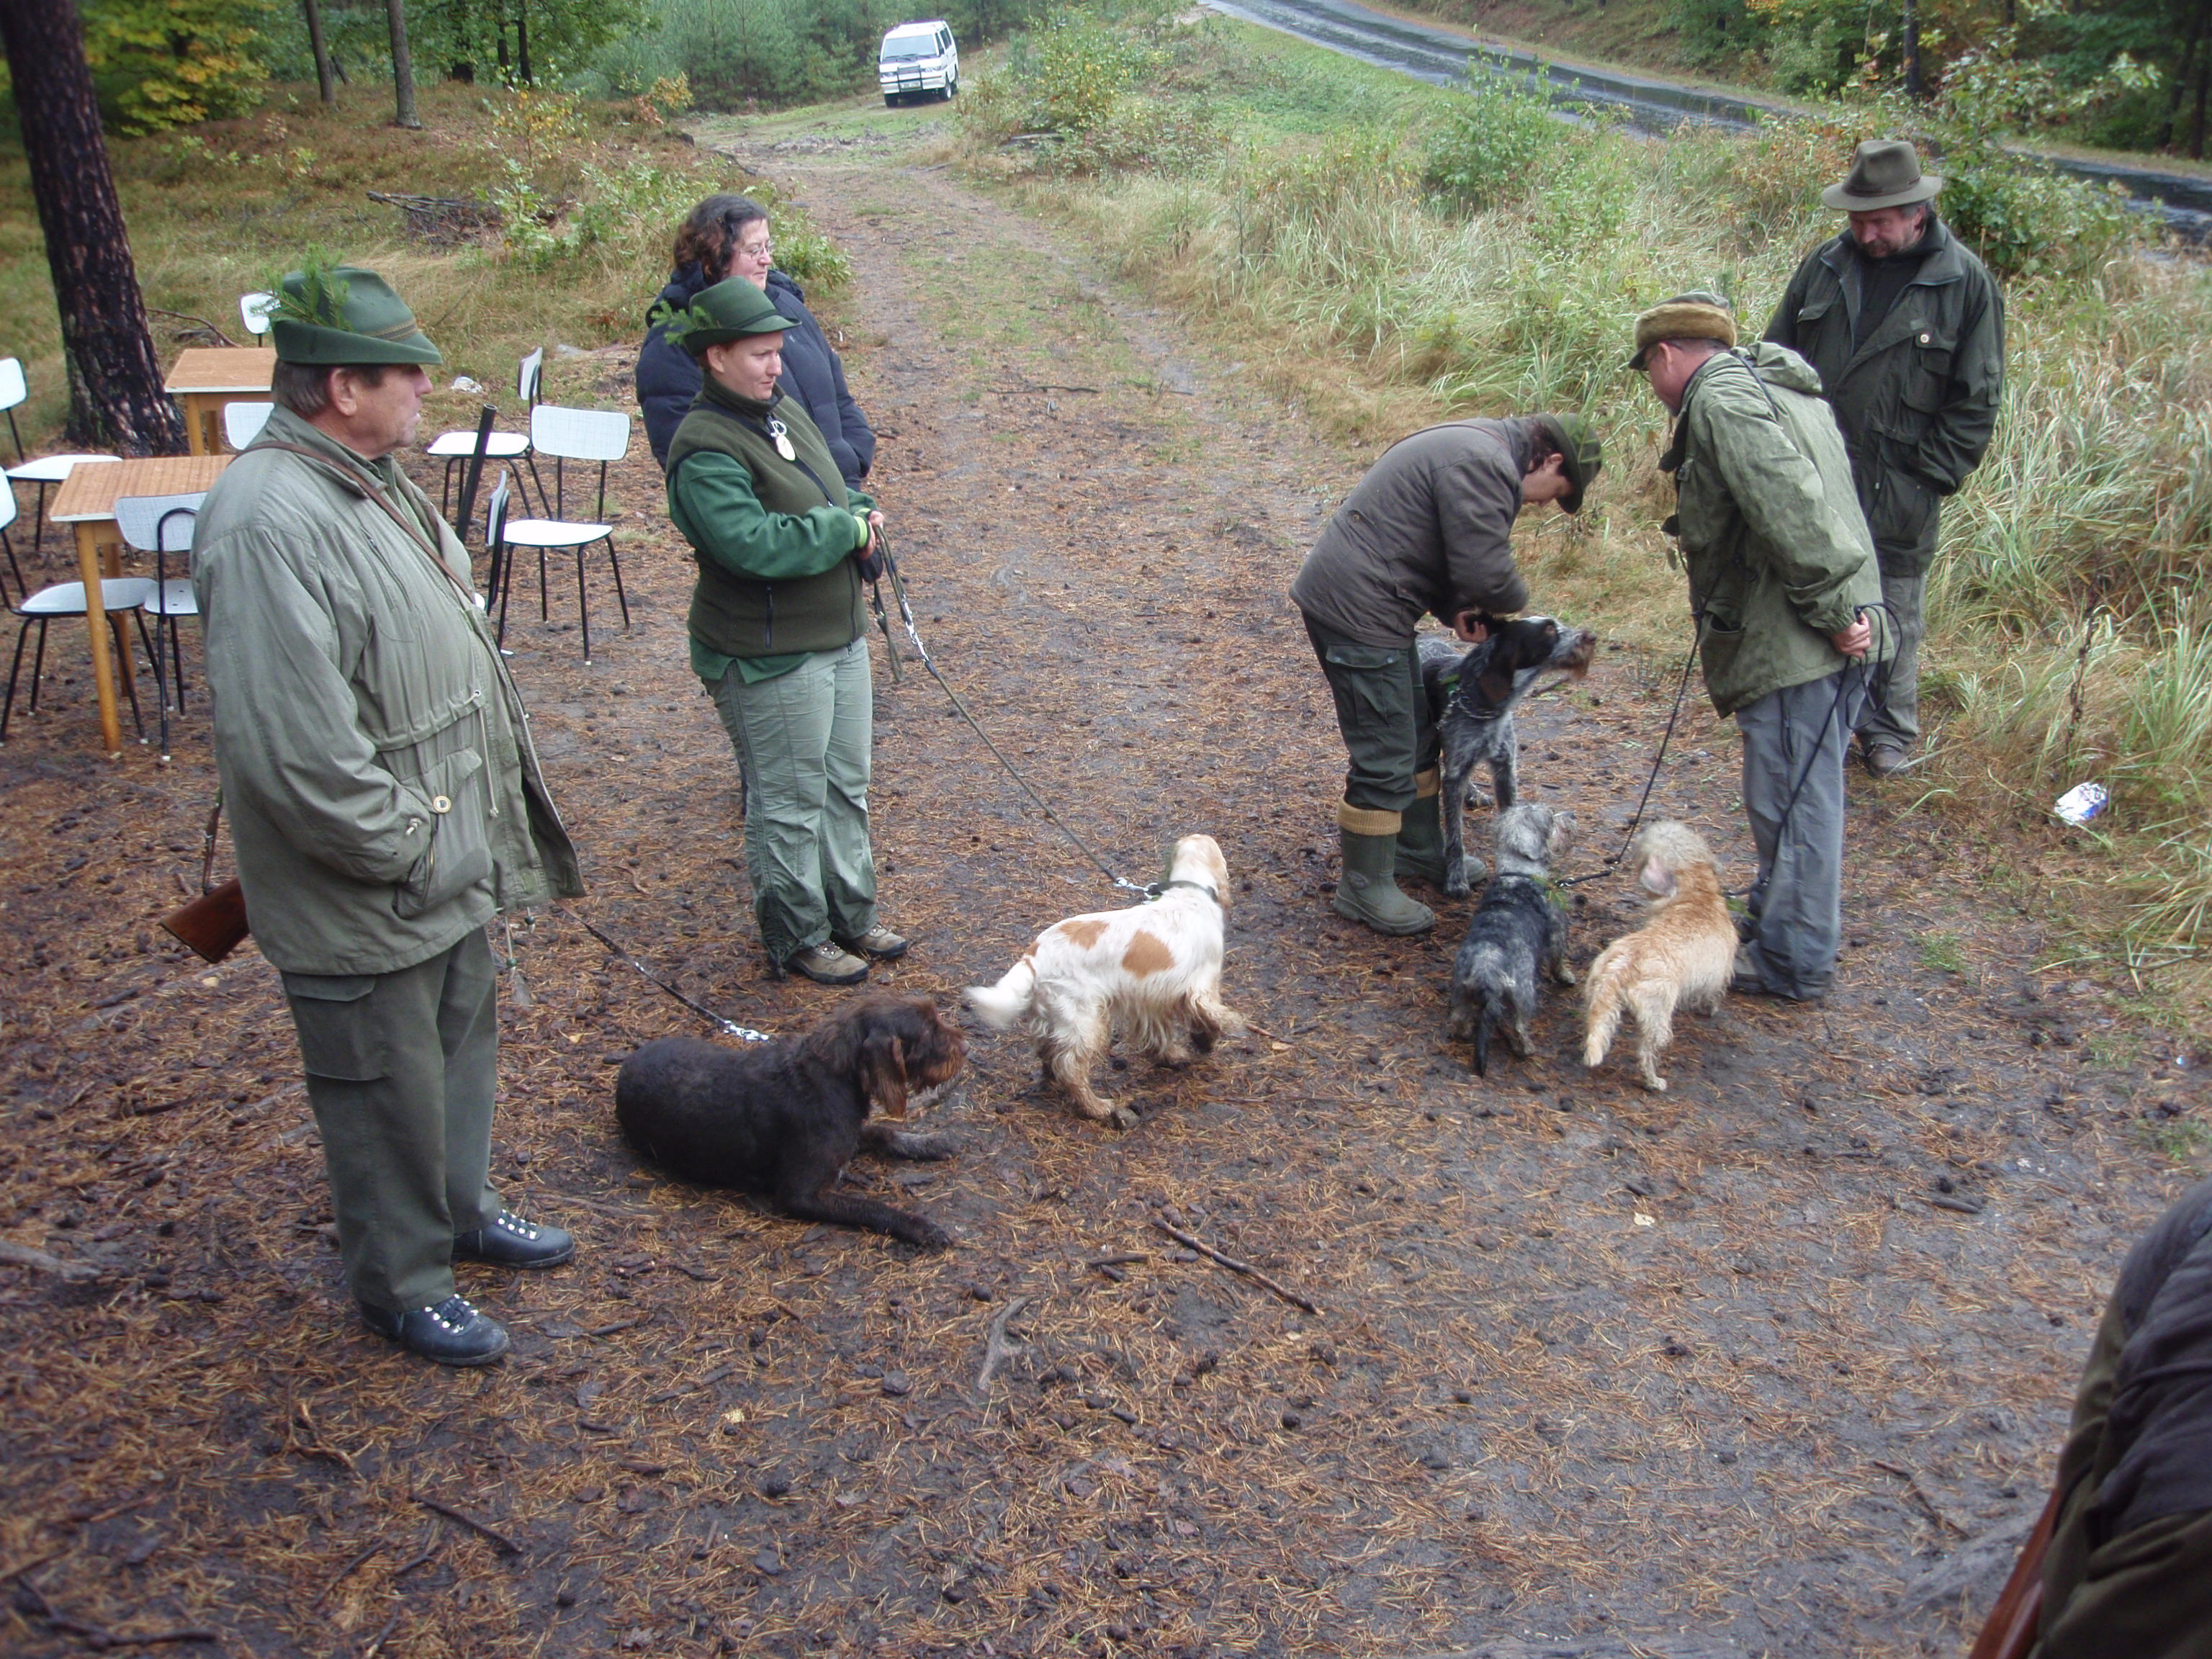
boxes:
[1638,855,1678,899]
[859,1031,910,1120]
[1473,665,1516,705]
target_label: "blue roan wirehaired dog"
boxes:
[1447,804,1575,1074]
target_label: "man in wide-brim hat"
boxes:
[1764,138,2005,779]
[193,262,584,1367]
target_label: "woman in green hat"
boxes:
[660,278,906,985]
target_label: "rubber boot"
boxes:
[1394,775,1452,889]
[1333,806,1435,935]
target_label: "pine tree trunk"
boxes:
[302,0,336,104]
[0,0,186,455]
[386,0,422,127]
[516,0,532,86]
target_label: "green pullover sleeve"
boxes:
[670,450,867,582]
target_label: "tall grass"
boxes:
[958,14,2212,1007]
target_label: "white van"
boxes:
[878,19,958,106]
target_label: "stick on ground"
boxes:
[1152,1216,1321,1316]
[413,1494,523,1555]
[974,1294,1033,1402]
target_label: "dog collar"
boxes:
[1149,878,1221,904]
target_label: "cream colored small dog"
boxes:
[1582,822,1737,1092]
[965,835,1244,1125]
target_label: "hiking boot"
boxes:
[454,1210,575,1269]
[1334,830,1435,935]
[1862,742,1907,778]
[788,942,870,985]
[1394,791,1452,888]
[835,925,909,961]
[360,1294,511,1366]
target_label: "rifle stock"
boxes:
[161,878,249,963]
[1968,1487,2059,1659]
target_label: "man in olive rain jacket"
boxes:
[193,265,583,1367]
[1631,292,1887,1003]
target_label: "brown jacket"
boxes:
[1291,417,1537,645]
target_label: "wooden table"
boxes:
[50,453,230,755]
[163,348,276,455]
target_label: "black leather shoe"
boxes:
[360,1294,511,1365]
[454,1210,575,1269]
[1862,742,1908,778]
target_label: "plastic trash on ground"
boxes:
[2054,782,2109,826]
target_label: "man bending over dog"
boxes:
[1290,411,1601,936]
[1629,292,1887,1002]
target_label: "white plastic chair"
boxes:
[427,348,544,527]
[495,404,631,663]
[1,490,153,745]
[112,491,204,760]
[222,400,274,451]
[2,354,124,565]
[239,292,275,343]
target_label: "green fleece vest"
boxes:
[667,387,864,659]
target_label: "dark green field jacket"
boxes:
[1663,344,1885,718]
[1762,218,2004,578]
[666,381,874,683]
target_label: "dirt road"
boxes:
[1,127,2206,1657]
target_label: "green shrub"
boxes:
[1939,143,2136,282]
[1422,59,1567,214]
[81,0,270,135]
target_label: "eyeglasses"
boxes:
[737,239,773,261]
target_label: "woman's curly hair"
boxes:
[673,194,769,283]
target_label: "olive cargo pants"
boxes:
[282,929,505,1313]
[708,638,879,967]
[1303,616,1438,813]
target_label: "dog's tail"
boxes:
[1583,943,1627,1068]
[1472,986,1502,1077]
[963,958,1037,1031]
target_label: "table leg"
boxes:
[182,395,211,457]
[73,520,124,755]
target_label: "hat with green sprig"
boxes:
[650,277,799,358]
[266,260,442,367]
[1530,412,1604,515]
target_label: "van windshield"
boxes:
[883,35,939,57]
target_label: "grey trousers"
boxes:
[281,929,503,1313]
[1857,570,1925,751]
[1736,669,1868,1001]
[708,638,878,966]
[1303,615,1436,813]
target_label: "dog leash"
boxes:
[566,910,776,1044]
[875,533,1156,900]
[1555,617,1707,889]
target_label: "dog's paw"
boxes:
[1642,1074,1670,1093]
[906,1223,954,1250]
[1555,966,1578,986]
[1444,856,1488,899]
[1107,1105,1141,1132]
[895,1130,961,1161]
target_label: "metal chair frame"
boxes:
[2,487,153,745]
[495,404,631,664]
[433,349,547,525]
[112,493,204,760]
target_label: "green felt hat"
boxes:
[267,264,442,367]
[655,278,799,357]
[1532,411,1603,515]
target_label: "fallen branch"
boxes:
[973,1294,1032,1401]
[145,307,238,348]
[412,1494,523,1555]
[315,1539,384,1606]
[1871,1459,1970,1537]
[1152,1216,1321,1316]
[0,1239,99,1281]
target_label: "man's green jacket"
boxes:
[193,406,583,976]
[1663,343,1886,718]
[1762,218,2004,578]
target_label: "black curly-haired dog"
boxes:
[1419,615,1596,897]
[615,994,966,1248]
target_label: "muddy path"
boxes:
[2,134,2208,1658]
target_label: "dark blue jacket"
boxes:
[636,265,876,487]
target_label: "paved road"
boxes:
[1206,0,2212,238]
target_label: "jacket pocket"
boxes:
[281,973,387,1081]
[1866,466,1936,552]
[1901,331,1954,415]
[394,747,493,919]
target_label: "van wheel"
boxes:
[884,93,902,107]
[943,74,957,99]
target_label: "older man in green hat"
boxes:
[659,276,901,985]
[1631,292,1886,1002]
[1290,411,1601,935]
[192,263,584,1366]
[1764,138,2005,778]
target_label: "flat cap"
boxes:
[1627,291,1737,372]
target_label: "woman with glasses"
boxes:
[637,194,877,487]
